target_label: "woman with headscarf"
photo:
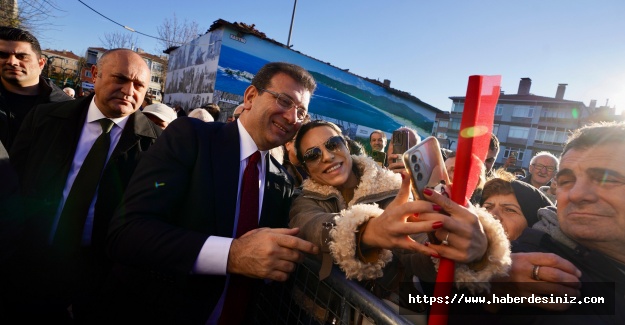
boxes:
[480,170,554,241]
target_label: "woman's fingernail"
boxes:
[401,173,406,179]
[432,204,442,212]
[431,253,441,258]
[413,213,419,218]
[424,241,430,246]
[432,221,443,229]
[423,188,433,196]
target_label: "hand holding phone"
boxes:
[391,130,409,163]
[403,137,450,244]
[403,137,450,200]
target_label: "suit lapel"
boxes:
[213,122,241,237]
[45,96,90,178]
[260,154,292,228]
[111,111,157,158]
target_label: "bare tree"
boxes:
[156,13,200,52]
[155,13,200,101]
[0,0,63,32]
[99,31,139,50]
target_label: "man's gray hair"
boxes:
[530,151,559,170]
[563,121,625,156]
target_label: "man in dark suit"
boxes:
[5,49,161,323]
[106,62,319,324]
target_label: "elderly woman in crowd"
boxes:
[480,170,554,241]
[289,120,510,292]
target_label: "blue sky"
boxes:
[37,0,625,114]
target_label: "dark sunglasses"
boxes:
[302,136,345,165]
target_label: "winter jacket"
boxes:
[0,76,71,150]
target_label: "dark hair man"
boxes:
[0,26,71,150]
[369,129,387,152]
[483,133,500,177]
[106,62,319,324]
[5,49,161,323]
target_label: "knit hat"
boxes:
[510,180,554,227]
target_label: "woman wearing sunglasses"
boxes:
[289,120,510,292]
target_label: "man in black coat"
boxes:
[0,26,72,151]
[106,62,319,324]
[5,48,161,323]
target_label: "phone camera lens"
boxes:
[416,173,423,181]
[413,164,420,172]
[411,155,417,163]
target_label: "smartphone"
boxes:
[391,130,409,163]
[403,137,450,244]
[371,151,386,166]
[403,136,450,201]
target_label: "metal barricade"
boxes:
[253,257,415,325]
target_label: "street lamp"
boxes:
[287,0,298,47]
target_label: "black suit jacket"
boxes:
[7,95,161,305]
[106,118,294,324]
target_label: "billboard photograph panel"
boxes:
[166,25,437,137]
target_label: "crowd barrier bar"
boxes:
[253,257,415,325]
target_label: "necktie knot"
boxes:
[99,119,114,134]
[248,150,261,166]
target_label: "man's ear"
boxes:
[37,57,46,70]
[242,85,259,111]
[91,65,98,83]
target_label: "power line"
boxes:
[77,0,185,45]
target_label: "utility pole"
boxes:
[287,0,298,48]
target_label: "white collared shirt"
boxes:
[50,96,129,245]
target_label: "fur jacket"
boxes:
[290,155,511,292]
[290,155,398,280]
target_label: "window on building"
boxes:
[438,121,449,128]
[508,126,530,139]
[492,124,499,136]
[503,148,524,161]
[452,103,464,113]
[535,128,568,145]
[451,120,461,130]
[512,106,534,118]
[151,76,161,83]
[541,108,572,119]
[148,88,160,96]
[85,71,92,78]
[495,104,503,115]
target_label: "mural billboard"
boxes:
[164,21,439,141]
